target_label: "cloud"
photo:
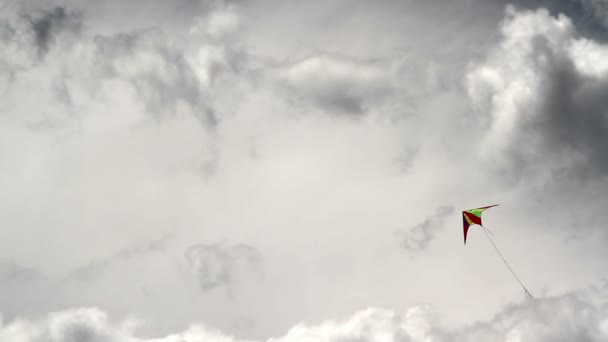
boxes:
[1,290,607,341]
[23,6,83,56]
[271,54,399,116]
[467,5,608,182]
[0,1,250,329]
[488,0,608,42]
[398,205,455,253]
[579,0,608,30]
[2,0,608,340]
[190,4,242,40]
[0,261,42,282]
[0,2,250,134]
[0,5,82,67]
[184,243,262,293]
[64,232,175,283]
[457,291,608,341]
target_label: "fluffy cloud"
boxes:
[2,0,608,341]
[0,0,252,329]
[0,1,248,131]
[467,5,608,181]
[1,290,607,341]
[0,0,244,243]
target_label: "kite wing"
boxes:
[462,204,498,244]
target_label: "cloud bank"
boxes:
[2,0,608,341]
[1,291,607,341]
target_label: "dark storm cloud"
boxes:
[398,205,455,253]
[184,243,262,292]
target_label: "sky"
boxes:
[1,0,608,341]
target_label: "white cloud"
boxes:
[1,290,608,341]
[466,7,574,160]
[270,54,397,115]
[201,6,242,40]
[2,1,608,340]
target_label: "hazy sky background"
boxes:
[2,0,608,341]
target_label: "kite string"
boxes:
[481,225,533,299]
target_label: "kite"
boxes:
[462,204,498,244]
[462,204,533,299]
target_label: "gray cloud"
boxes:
[2,0,608,340]
[23,6,82,56]
[492,0,608,42]
[0,262,61,324]
[185,242,262,293]
[398,205,455,253]
[1,289,607,341]
[533,52,608,179]
[272,54,397,116]
[92,29,219,126]
[467,6,608,183]
[0,5,82,63]
[0,2,248,131]
[64,233,174,283]
[576,0,608,34]
[0,261,42,282]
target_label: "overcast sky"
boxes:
[2,0,608,341]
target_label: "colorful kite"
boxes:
[461,204,533,298]
[462,204,498,244]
